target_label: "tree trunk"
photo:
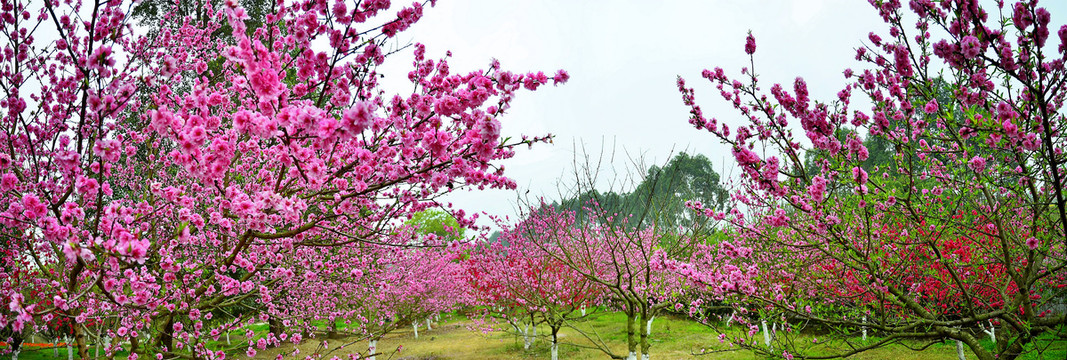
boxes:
[269,317,285,341]
[160,317,174,352]
[639,312,651,360]
[368,339,378,360]
[981,321,995,344]
[725,311,734,327]
[66,335,73,360]
[581,305,586,316]
[425,317,432,330]
[551,327,559,360]
[522,323,531,350]
[10,331,21,360]
[861,316,868,342]
[128,334,138,356]
[956,339,966,360]
[412,322,419,339]
[761,320,771,349]
[326,321,337,338]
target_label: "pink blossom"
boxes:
[852,167,868,185]
[342,101,376,134]
[744,32,756,54]
[923,99,939,114]
[1026,237,1040,249]
[249,68,282,99]
[960,36,981,59]
[968,155,987,173]
[21,194,47,219]
[0,173,17,191]
[553,69,570,85]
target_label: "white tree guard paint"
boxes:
[862,316,868,342]
[551,337,559,360]
[226,331,231,345]
[412,322,419,339]
[646,316,655,336]
[368,339,378,360]
[725,311,734,327]
[642,353,650,360]
[522,324,531,350]
[761,320,771,349]
[12,349,18,360]
[581,305,586,316]
[981,321,995,343]
[426,317,432,330]
[956,339,966,360]
[626,351,637,360]
[66,336,73,360]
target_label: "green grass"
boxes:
[243,312,1065,360]
[14,313,1064,359]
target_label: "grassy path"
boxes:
[249,313,1041,360]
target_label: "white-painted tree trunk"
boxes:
[956,339,966,360]
[641,353,650,360]
[581,305,586,316]
[981,321,995,343]
[626,351,637,360]
[66,336,73,360]
[861,316,868,342]
[426,317,432,330]
[12,349,19,360]
[550,334,559,360]
[761,320,771,349]
[412,322,419,339]
[725,311,734,327]
[521,324,531,350]
[226,331,231,345]
[646,316,655,336]
[53,338,59,357]
[368,339,378,360]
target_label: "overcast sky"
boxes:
[377,0,1067,231]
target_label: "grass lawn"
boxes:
[247,312,1066,360]
[11,313,1064,359]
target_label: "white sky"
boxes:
[377,0,1067,231]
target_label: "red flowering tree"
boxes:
[679,1,1067,359]
[0,0,565,358]
[510,200,698,360]
[465,226,605,360]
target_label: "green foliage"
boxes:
[406,209,466,241]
